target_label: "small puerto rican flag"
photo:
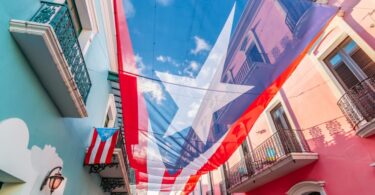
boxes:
[84,128,119,164]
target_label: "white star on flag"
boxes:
[156,4,253,144]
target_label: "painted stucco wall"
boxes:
[226,0,375,194]
[330,0,375,48]
[0,0,114,194]
[243,53,375,195]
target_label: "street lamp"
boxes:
[40,166,65,194]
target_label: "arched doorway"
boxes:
[287,181,326,195]
[302,192,321,195]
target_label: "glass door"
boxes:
[270,104,301,154]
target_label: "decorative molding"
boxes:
[99,0,118,72]
[286,181,326,195]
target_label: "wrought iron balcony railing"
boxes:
[31,1,91,103]
[337,76,375,130]
[227,129,310,188]
[233,59,256,85]
[116,128,136,185]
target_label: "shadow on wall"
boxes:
[244,116,375,195]
[303,116,355,148]
[0,118,67,195]
[330,0,375,47]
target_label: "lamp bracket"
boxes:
[40,166,62,191]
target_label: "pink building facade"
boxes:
[196,0,375,194]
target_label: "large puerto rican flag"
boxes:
[114,0,336,193]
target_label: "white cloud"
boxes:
[156,0,173,6]
[124,54,145,74]
[124,0,136,18]
[189,61,199,71]
[156,55,168,63]
[182,61,200,77]
[156,55,180,67]
[135,54,145,71]
[125,54,165,104]
[138,78,165,104]
[187,102,200,118]
[191,36,211,55]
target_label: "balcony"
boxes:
[283,1,312,36]
[226,130,318,193]
[337,76,375,137]
[9,1,91,117]
[233,60,256,85]
[107,72,136,186]
[87,129,132,194]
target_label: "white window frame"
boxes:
[308,16,375,99]
[103,94,117,128]
[247,29,269,64]
[265,93,297,134]
[264,93,306,152]
[54,0,99,55]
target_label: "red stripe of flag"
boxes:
[84,129,98,164]
[106,131,119,164]
[114,0,149,188]
[94,138,107,163]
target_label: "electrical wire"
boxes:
[120,70,264,95]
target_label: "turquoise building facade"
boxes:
[0,0,130,194]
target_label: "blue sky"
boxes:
[124,0,247,77]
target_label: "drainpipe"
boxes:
[208,171,214,195]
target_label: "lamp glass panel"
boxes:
[49,176,63,191]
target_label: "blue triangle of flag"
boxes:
[96,128,118,141]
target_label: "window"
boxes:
[324,38,375,90]
[103,94,117,128]
[246,43,264,63]
[66,0,82,35]
[104,113,110,127]
[103,107,115,128]
[270,103,302,153]
[241,139,250,155]
[270,104,292,131]
[223,68,234,83]
[278,0,312,32]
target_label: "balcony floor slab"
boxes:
[9,20,87,117]
[228,153,318,193]
[356,120,375,138]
